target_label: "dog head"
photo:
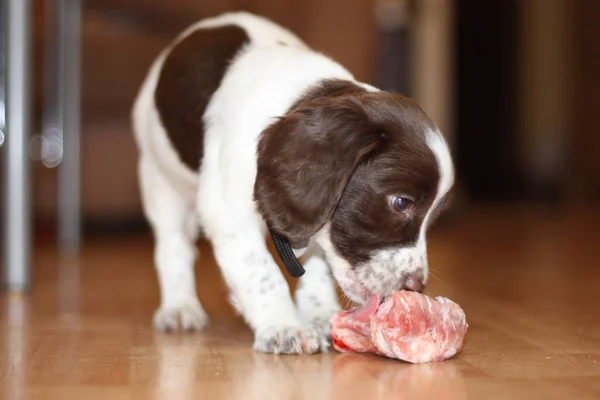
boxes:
[254,79,454,303]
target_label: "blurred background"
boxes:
[1,0,599,275]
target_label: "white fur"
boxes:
[295,246,341,332]
[314,224,369,304]
[132,11,454,353]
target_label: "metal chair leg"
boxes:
[41,0,82,255]
[59,0,82,255]
[3,0,33,291]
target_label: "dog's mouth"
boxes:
[337,277,374,305]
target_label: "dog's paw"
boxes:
[253,324,330,355]
[308,318,333,345]
[153,299,209,332]
[298,300,339,345]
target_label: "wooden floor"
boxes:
[1,205,600,399]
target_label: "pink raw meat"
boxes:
[331,291,468,363]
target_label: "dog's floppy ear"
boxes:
[254,95,383,242]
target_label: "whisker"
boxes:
[426,267,455,296]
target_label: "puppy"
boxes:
[132,11,454,354]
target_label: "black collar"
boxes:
[269,230,306,278]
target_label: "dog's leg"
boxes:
[210,228,329,354]
[295,248,341,341]
[138,158,208,332]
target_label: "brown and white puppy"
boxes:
[132,11,454,355]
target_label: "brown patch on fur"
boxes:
[254,79,441,264]
[154,25,249,171]
[254,80,385,243]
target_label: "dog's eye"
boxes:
[390,196,413,213]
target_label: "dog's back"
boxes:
[131,11,357,236]
[132,12,303,190]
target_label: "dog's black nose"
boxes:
[404,270,425,293]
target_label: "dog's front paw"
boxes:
[308,318,333,345]
[153,298,209,332]
[253,324,330,355]
[298,299,339,345]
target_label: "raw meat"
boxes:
[330,291,468,363]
